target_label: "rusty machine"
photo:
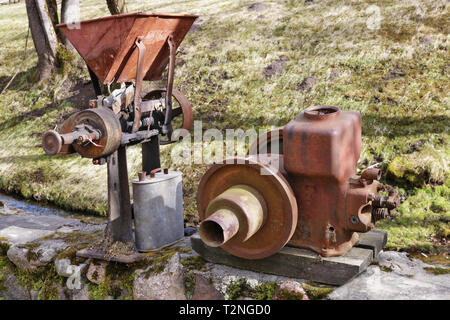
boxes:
[41,13,197,262]
[197,106,400,259]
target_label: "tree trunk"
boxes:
[106,0,126,15]
[60,0,80,52]
[45,0,59,30]
[25,0,59,82]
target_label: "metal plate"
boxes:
[197,156,298,259]
[77,248,142,263]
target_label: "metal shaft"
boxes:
[199,185,267,247]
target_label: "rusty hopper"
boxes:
[57,12,197,84]
[41,12,198,263]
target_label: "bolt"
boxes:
[89,100,97,108]
[350,216,359,224]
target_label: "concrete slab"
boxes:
[0,213,82,231]
[0,226,54,244]
[329,265,450,300]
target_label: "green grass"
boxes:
[0,0,448,252]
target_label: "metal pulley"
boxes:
[42,107,121,159]
[142,88,193,145]
[197,155,298,259]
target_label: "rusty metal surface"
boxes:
[248,127,284,156]
[76,248,142,263]
[42,130,63,155]
[284,106,364,256]
[70,108,122,158]
[57,12,197,84]
[199,184,268,247]
[197,105,399,259]
[197,155,297,259]
[284,105,361,181]
[361,168,381,181]
[283,106,398,257]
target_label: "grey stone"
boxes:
[56,226,78,233]
[86,260,108,285]
[71,285,90,300]
[189,23,201,33]
[329,251,450,300]
[133,253,186,300]
[7,240,68,271]
[7,245,36,270]
[194,262,299,299]
[57,288,68,300]
[0,205,21,216]
[274,280,309,300]
[192,274,224,300]
[0,226,54,245]
[0,214,81,232]
[2,272,30,300]
[357,230,387,258]
[30,289,41,300]
[55,258,73,277]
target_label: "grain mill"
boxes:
[41,12,197,262]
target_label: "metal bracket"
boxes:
[131,37,147,133]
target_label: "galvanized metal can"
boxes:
[132,170,184,251]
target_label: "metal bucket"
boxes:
[132,170,184,251]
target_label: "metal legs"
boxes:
[106,146,133,243]
[77,140,162,263]
[142,135,161,173]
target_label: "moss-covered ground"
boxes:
[0,0,448,253]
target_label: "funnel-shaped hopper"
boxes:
[57,12,197,84]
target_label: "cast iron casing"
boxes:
[284,106,376,257]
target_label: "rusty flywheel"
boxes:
[197,155,298,259]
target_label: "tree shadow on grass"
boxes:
[0,66,36,93]
[0,153,79,164]
[0,77,96,131]
[236,112,449,137]
[361,114,450,137]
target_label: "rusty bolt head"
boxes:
[361,168,382,181]
[89,100,97,108]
